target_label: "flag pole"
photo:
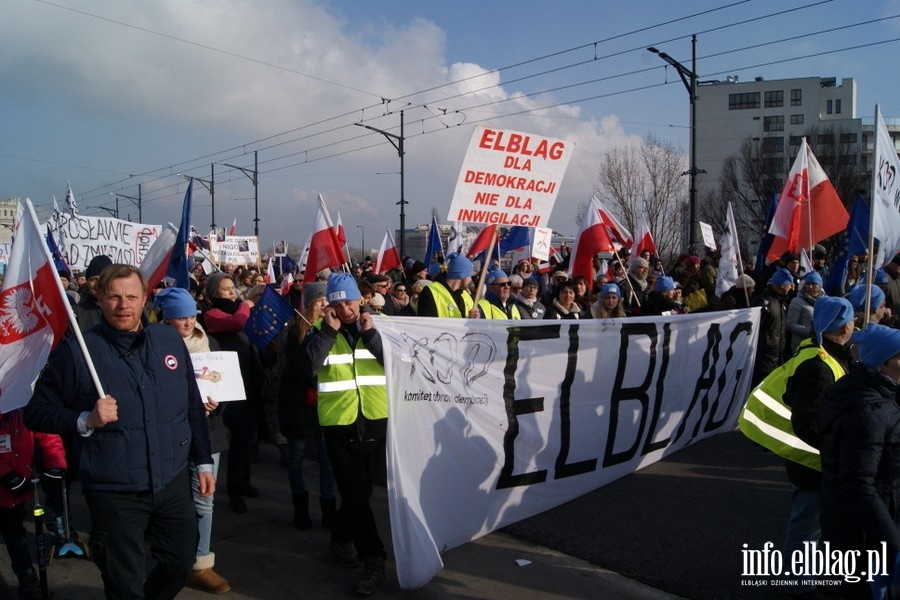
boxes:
[862,107,881,327]
[471,226,499,308]
[25,199,105,399]
[613,248,641,308]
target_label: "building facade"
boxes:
[0,198,18,245]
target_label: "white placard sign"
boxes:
[51,213,162,271]
[448,126,574,227]
[377,309,760,589]
[531,226,553,261]
[699,221,716,251]
[190,351,246,402]
[209,236,260,266]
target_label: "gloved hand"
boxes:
[41,468,66,495]
[0,471,29,496]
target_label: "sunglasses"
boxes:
[491,282,511,287]
[394,288,407,293]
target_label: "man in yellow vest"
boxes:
[477,269,521,319]
[416,252,480,318]
[298,273,388,597]
[740,295,854,595]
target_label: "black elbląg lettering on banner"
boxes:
[674,323,722,444]
[496,325,558,490]
[642,322,672,456]
[703,320,754,433]
[603,323,657,468]
[555,324,597,480]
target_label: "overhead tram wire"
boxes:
[73,2,874,216]
[68,0,780,204]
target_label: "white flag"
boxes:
[0,199,70,413]
[65,182,79,216]
[715,202,741,298]
[872,105,900,268]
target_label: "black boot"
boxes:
[292,492,312,530]
[320,497,337,530]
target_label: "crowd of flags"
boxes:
[2,105,899,415]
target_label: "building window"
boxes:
[729,92,760,110]
[791,89,802,106]
[764,115,784,132]
[827,99,833,114]
[835,99,842,114]
[790,114,804,125]
[840,132,857,144]
[764,90,784,108]
[762,136,784,153]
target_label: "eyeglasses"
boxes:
[394,288,407,293]
[490,282,511,287]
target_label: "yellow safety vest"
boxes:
[477,298,521,320]
[739,340,846,471]
[427,282,473,318]
[314,321,388,426]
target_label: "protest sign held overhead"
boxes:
[51,213,162,271]
[209,235,260,266]
[448,126,574,227]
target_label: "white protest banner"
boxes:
[0,243,9,267]
[448,126,574,227]
[51,213,162,271]
[872,105,900,268]
[378,309,760,589]
[209,236,260,266]
[190,351,246,402]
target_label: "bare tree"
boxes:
[804,125,865,206]
[588,134,688,263]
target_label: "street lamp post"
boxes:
[224,151,259,237]
[354,110,406,257]
[356,225,365,263]
[648,35,704,254]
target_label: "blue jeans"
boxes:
[783,486,821,594]
[287,435,335,500]
[190,453,220,559]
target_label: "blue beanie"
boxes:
[859,269,892,286]
[848,284,885,313]
[853,323,900,368]
[769,268,794,286]
[600,283,621,298]
[326,273,361,303]
[811,296,853,345]
[427,263,443,278]
[153,287,197,320]
[653,276,676,292]
[485,269,508,285]
[803,271,823,287]
[445,253,474,279]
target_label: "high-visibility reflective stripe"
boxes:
[354,349,376,360]
[752,389,792,421]
[357,375,387,386]
[318,380,357,393]
[324,354,354,365]
[741,409,819,455]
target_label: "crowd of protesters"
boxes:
[16,236,900,599]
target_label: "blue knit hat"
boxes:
[859,269,892,286]
[326,273,361,303]
[853,323,900,368]
[427,263,443,278]
[653,276,676,292]
[803,271,823,287]
[811,296,853,345]
[445,253,474,279]
[848,284,885,313]
[769,268,794,286]
[153,287,197,320]
[485,269,509,285]
[600,283,621,298]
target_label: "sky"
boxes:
[2,0,899,257]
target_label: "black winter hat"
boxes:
[85,255,113,279]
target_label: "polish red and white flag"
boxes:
[0,199,69,413]
[767,138,848,261]
[302,195,345,283]
[568,196,616,282]
[374,230,402,274]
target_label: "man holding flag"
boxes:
[26,263,214,599]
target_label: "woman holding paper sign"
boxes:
[154,287,232,595]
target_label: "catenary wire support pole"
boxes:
[648,35,705,254]
[224,151,259,237]
[355,110,406,258]
[111,184,142,222]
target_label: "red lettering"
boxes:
[475,192,499,206]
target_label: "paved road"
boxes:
[0,430,802,599]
